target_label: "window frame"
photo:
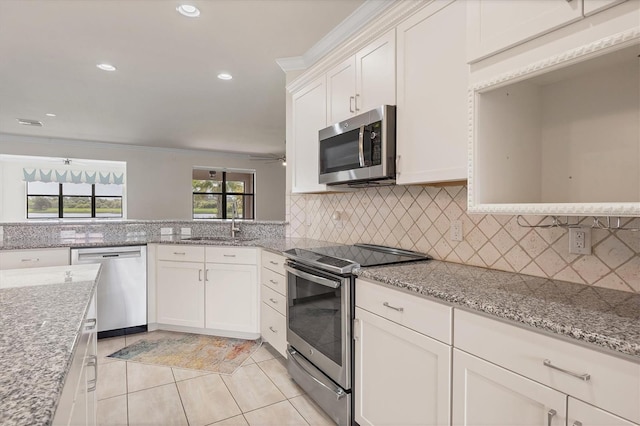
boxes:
[26,182,123,219]
[192,170,255,220]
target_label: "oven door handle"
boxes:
[288,347,346,400]
[284,265,341,289]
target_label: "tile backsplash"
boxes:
[286,185,639,293]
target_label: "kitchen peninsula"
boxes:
[0,263,101,426]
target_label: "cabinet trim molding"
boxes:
[467,26,640,217]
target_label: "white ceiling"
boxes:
[0,0,367,155]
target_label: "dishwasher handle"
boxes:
[74,246,143,262]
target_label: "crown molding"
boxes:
[276,0,396,72]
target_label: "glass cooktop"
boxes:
[284,244,430,275]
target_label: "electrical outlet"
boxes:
[569,227,591,255]
[181,227,191,236]
[160,227,173,235]
[450,220,463,242]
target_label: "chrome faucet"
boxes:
[230,199,240,238]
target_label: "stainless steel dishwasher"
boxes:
[72,245,147,339]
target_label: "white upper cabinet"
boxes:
[396,0,468,185]
[467,0,584,63]
[326,29,396,124]
[291,76,327,193]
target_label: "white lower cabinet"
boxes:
[260,250,287,356]
[354,307,451,426]
[452,349,566,426]
[569,398,639,426]
[0,247,70,270]
[156,260,205,328]
[53,294,97,426]
[205,262,258,334]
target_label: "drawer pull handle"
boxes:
[269,261,279,265]
[383,302,404,312]
[85,318,97,330]
[224,254,236,258]
[269,326,277,334]
[543,359,590,381]
[269,279,278,284]
[269,298,278,304]
[87,355,98,392]
[573,422,582,426]
[173,252,186,255]
[547,409,556,426]
[21,258,39,262]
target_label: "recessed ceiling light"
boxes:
[176,4,200,17]
[17,118,43,127]
[217,73,233,80]
[97,63,117,71]
[45,113,56,117]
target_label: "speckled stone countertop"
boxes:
[357,260,640,360]
[0,264,101,426]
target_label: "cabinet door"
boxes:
[327,56,356,124]
[453,349,567,426]
[291,76,327,193]
[156,261,204,328]
[568,398,639,426]
[467,0,583,62]
[354,307,451,426]
[355,29,396,114]
[205,263,258,333]
[260,301,287,357]
[396,0,468,184]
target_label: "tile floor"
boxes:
[96,333,336,426]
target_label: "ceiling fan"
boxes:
[249,154,287,166]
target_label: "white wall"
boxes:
[0,133,286,221]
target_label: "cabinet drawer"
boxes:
[261,284,286,316]
[262,250,286,275]
[262,267,286,296]
[261,303,287,357]
[455,309,640,423]
[356,278,452,344]
[156,245,204,262]
[206,247,256,265]
[0,247,69,270]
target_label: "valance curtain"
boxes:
[23,168,125,184]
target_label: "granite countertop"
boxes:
[0,264,101,426]
[357,260,640,360]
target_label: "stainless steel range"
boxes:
[283,244,430,425]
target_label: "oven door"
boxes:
[285,263,351,389]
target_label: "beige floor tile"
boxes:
[97,394,128,426]
[257,358,303,399]
[221,364,286,412]
[176,374,241,426]
[128,383,188,426]
[172,367,211,382]
[210,415,249,425]
[97,336,126,365]
[250,343,281,363]
[241,356,256,366]
[127,362,175,393]
[289,394,336,426]
[244,400,308,425]
[97,360,127,400]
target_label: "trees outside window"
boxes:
[192,169,255,220]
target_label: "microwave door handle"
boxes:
[284,265,341,289]
[358,125,365,167]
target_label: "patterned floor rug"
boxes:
[107,331,262,375]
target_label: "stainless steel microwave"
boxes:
[318,105,396,186]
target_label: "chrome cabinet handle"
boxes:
[355,93,360,111]
[87,355,98,392]
[173,252,186,255]
[269,326,277,333]
[269,261,279,265]
[349,96,355,113]
[573,422,582,426]
[85,318,97,331]
[543,359,590,381]
[21,258,39,262]
[205,269,209,281]
[547,409,557,426]
[223,254,236,257]
[269,298,278,304]
[353,318,360,341]
[269,279,278,285]
[383,302,404,312]
[198,269,203,281]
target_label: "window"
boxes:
[192,169,255,220]
[27,182,123,219]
